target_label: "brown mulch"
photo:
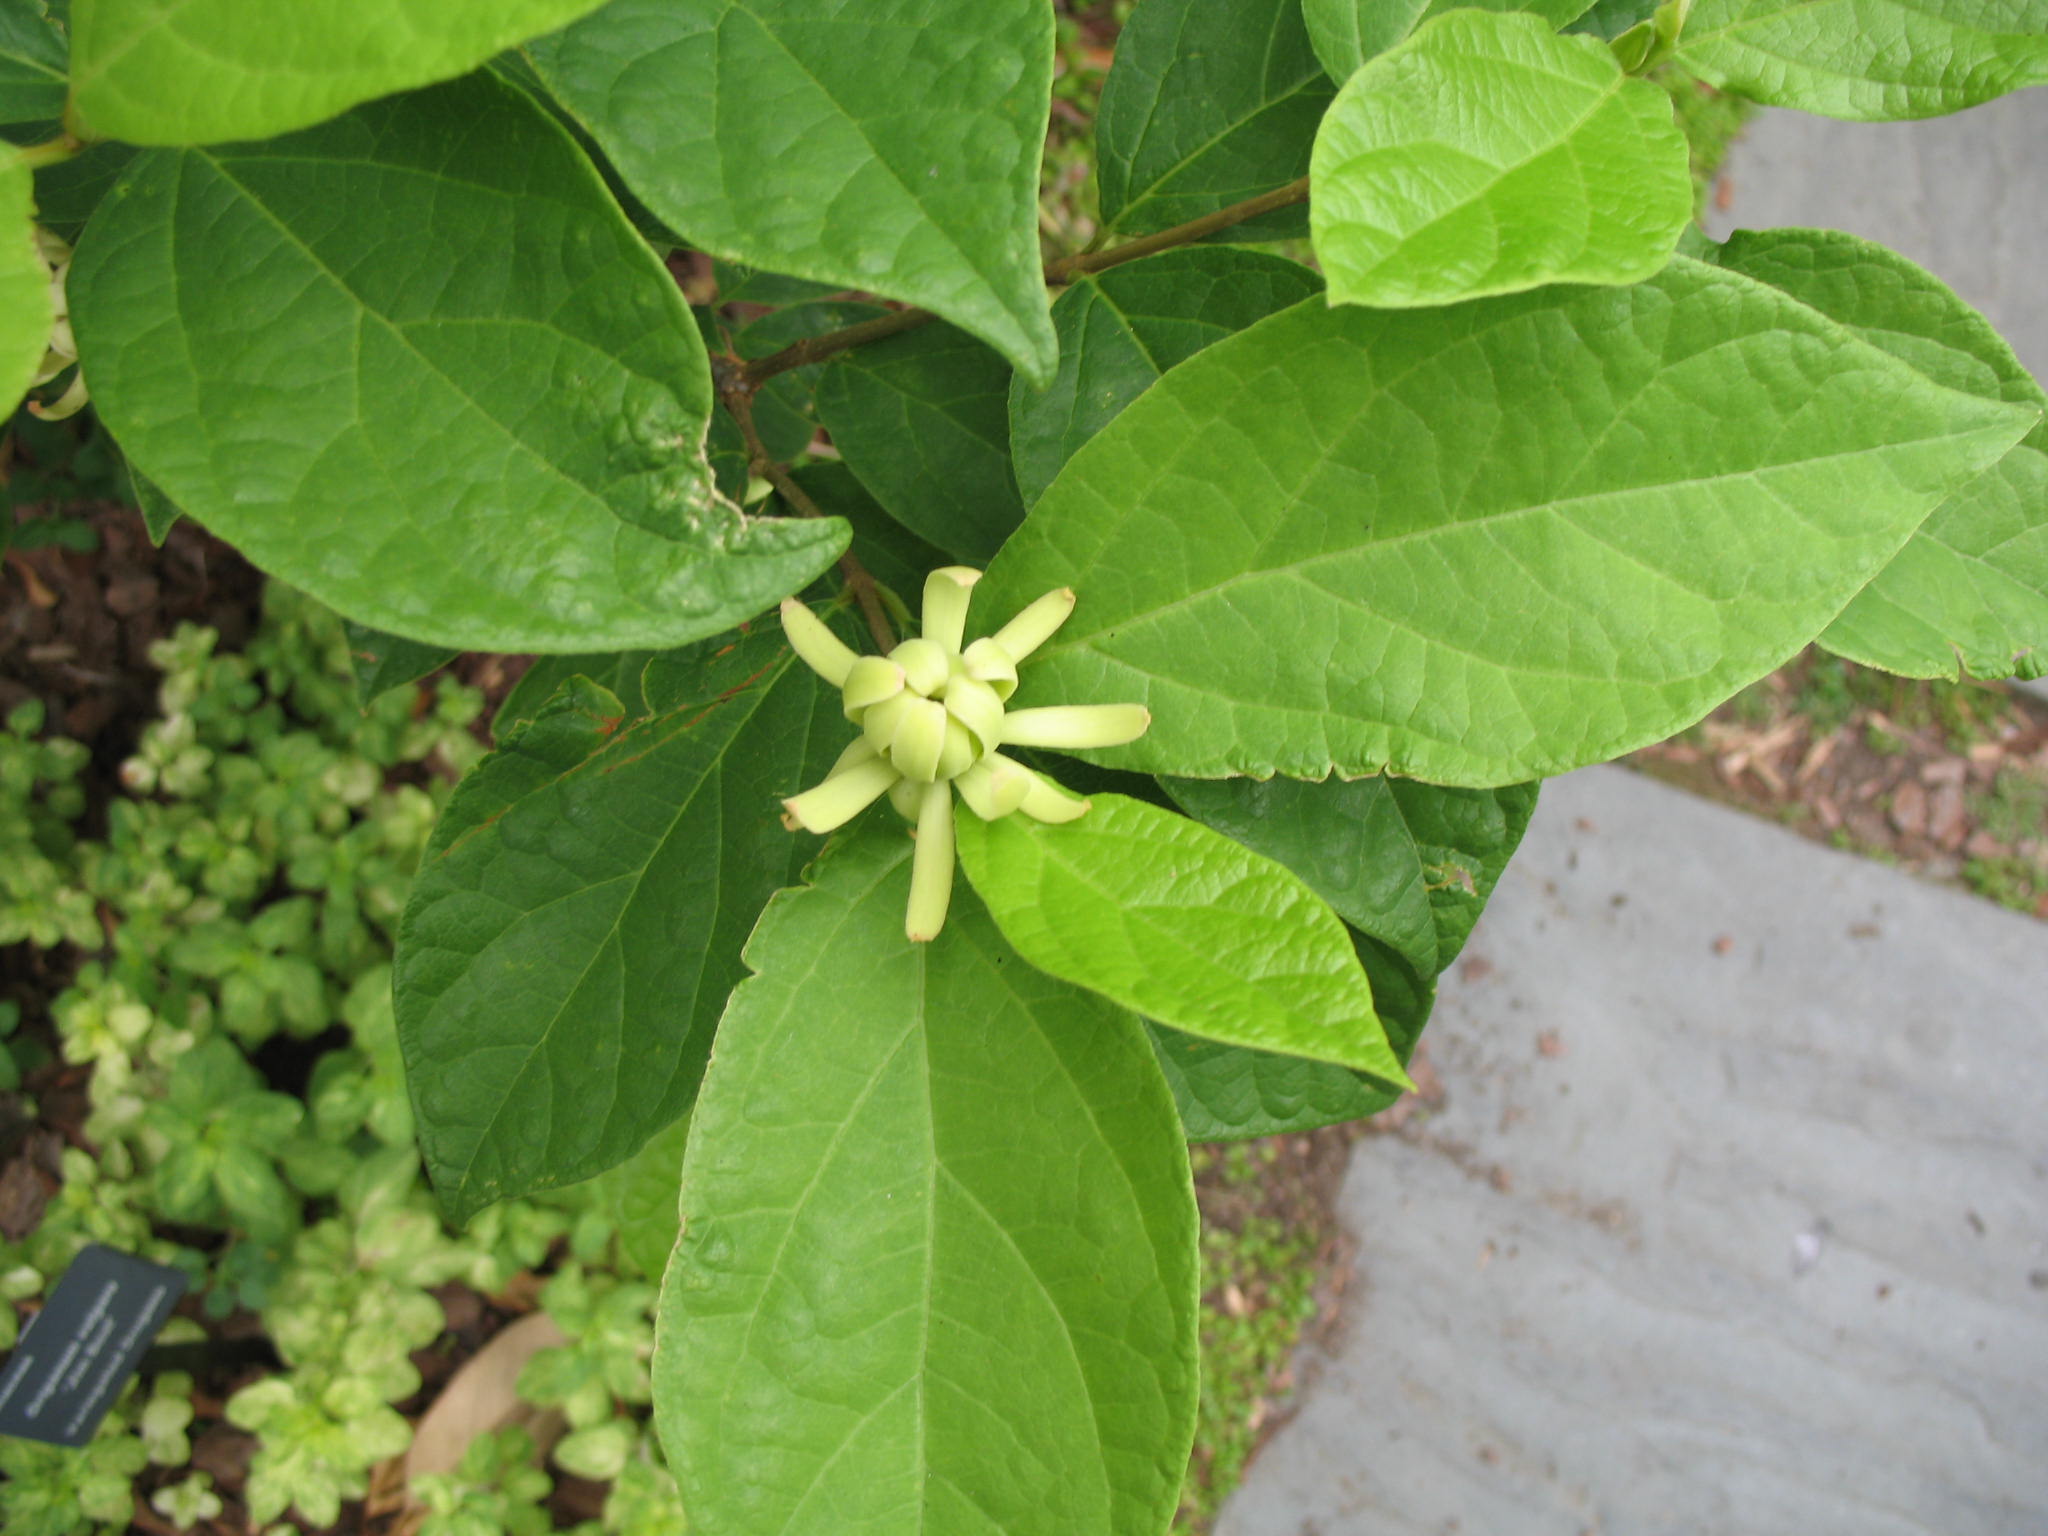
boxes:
[1631,650,2048,917]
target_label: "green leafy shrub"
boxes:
[3,0,2045,1529]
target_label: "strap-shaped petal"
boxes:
[906,782,957,942]
[889,697,951,782]
[780,598,858,686]
[943,674,1005,755]
[841,656,906,720]
[991,587,1075,662]
[960,637,1018,700]
[921,566,982,654]
[783,755,900,833]
[955,755,1032,821]
[999,704,1151,751]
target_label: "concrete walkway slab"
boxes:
[1218,767,2048,1536]
[1704,93,2048,382]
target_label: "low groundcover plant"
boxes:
[2,0,2043,1529]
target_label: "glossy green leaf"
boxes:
[528,0,1057,383]
[395,623,849,1222]
[1096,0,1333,239]
[1302,0,1597,79]
[1676,0,2048,119]
[0,0,66,126]
[977,262,2040,787]
[814,321,1023,563]
[1709,228,2048,681]
[655,828,1198,1536]
[1310,10,1693,308]
[0,156,48,421]
[72,74,845,654]
[1147,1027,1396,1141]
[956,793,1408,1084]
[25,140,135,242]
[1568,0,1663,37]
[1009,247,1322,507]
[345,624,459,707]
[598,1113,689,1283]
[65,0,611,145]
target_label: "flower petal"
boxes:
[991,587,1075,662]
[782,755,900,832]
[920,566,982,654]
[998,704,1151,751]
[780,598,858,686]
[905,782,956,942]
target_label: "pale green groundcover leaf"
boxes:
[656,828,1198,1536]
[395,625,849,1222]
[71,74,845,654]
[813,321,1024,563]
[66,0,611,145]
[0,155,48,419]
[1709,227,2048,681]
[1009,246,1322,507]
[1310,10,1693,308]
[1302,0,1597,80]
[528,0,1057,383]
[1096,0,1333,239]
[956,793,1409,1085]
[1676,0,2048,120]
[977,262,2040,787]
[0,0,66,127]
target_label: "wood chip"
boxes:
[1888,779,1928,838]
[1926,779,1968,850]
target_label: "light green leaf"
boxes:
[1009,247,1322,508]
[65,0,611,145]
[1303,0,1598,79]
[1096,0,1333,239]
[528,0,1057,383]
[1310,10,1693,308]
[598,1113,689,1283]
[395,624,849,1223]
[1676,0,2048,119]
[0,154,47,420]
[0,0,66,127]
[344,624,458,707]
[655,828,1198,1536]
[956,793,1408,1084]
[977,261,2040,786]
[1709,227,2048,681]
[1147,1028,1397,1141]
[72,73,845,654]
[813,320,1023,563]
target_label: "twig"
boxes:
[742,174,1313,387]
[713,361,895,652]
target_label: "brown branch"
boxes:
[714,360,895,653]
[741,174,1313,387]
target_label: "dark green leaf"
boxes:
[956,794,1408,1084]
[1147,1026,1396,1141]
[655,827,1198,1536]
[66,0,612,144]
[1096,0,1333,239]
[395,623,850,1222]
[1709,227,2048,681]
[814,320,1023,563]
[345,623,459,707]
[1310,11,1692,307]
[494,651,655,737]
[977,262,2040,786]
[528,0,1058,383]
[1303,0,1597,77]
[1677,0,2048,119]
[738,298,888,462]
[1009,247,1322,507]
[780,460,950,607]
[0,0,66,126]
[27,140,136,242]
[72,74,846,654]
